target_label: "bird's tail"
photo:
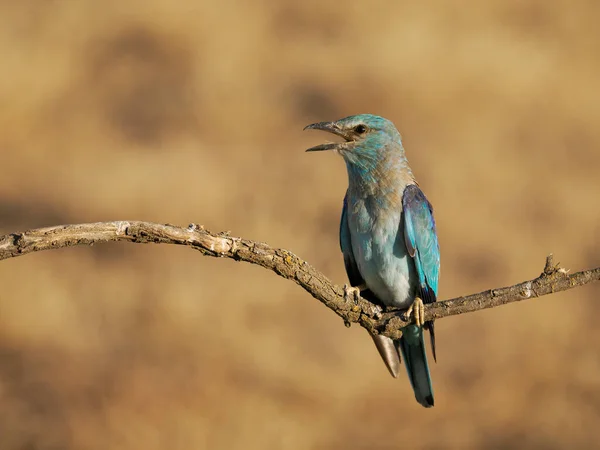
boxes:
[396,325,434,408]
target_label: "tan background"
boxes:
[1,1,599,449]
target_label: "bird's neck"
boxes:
[345,151,415,199]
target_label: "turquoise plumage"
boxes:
[305,114,440,408]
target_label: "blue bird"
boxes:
[305,114,440,408]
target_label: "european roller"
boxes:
[305,114,439,408]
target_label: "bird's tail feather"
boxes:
[396,325,434,408]
[371,334,401,378]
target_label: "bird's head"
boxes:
[304,114,402,165]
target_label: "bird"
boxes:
[304,114,440,408]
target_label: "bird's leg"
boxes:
[343,283,367,305]
[404,297,425,327]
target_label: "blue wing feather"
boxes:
[340,193,364,288]
[402,184,440,297]
[402,184,440,360]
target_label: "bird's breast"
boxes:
[347,195,416,308]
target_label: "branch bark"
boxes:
[0,221,598,339]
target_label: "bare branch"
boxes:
[0,221,598,339]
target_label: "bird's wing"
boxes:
[339,192,363,287]
[340,192,401,377]
[402,184,440,360]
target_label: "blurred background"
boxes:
[0,0,599,448]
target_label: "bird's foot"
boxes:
[404,297,425,327]
[343,284,382,318]
[343,284,363,305]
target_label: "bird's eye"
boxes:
[354,124,368,134]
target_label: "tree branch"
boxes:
[0,221,598,339]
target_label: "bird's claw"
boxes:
[343,284,361,305]
[404,297,425,327]
[343,284,382,318]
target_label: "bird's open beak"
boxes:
[304,121,352,152]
